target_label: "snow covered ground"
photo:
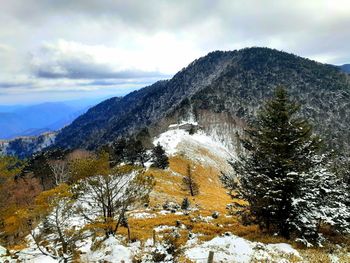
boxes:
[155,125,232,158]
[0,245,58,263]
[154,123,235,171]
[0,246,6,257]
[80,236,134,263]
[185,233,301,263]
[1,231,304,263]
[85,234,303,263]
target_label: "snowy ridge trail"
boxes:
[154,123,236,171]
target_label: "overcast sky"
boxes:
[1,0,349,104]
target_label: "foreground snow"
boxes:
[1,233,303,263]
[185,234,301,263]
[80,236,133,263]
[0,245,58,263]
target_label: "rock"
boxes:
[162,201,180,211]
[212,211,220,219]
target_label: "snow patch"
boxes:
[82,236,132,263]
[185,234,301,263]
[30,254,58,263]
[154,126,235,169]
[130,212,156,219]
[154,225,176,232]
[2,246,59,263]
[0,246,6,256]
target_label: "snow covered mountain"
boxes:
[2,47,350,158]
[53,47,350,154]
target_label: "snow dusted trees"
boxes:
[0,150,154,260]
[223,87,350,243]
[106,138,148,167]
[290,165,350,245]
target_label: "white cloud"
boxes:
[30,37,199,79]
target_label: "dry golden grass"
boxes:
[338,252,350,263]
[6,243,27,251]
[118,213,186,242]
[120,155,350,262]
[124,155,295,245]
[298,248,333,263]
[146,155,232,213]
[139,156,286,243]
[295,226,350,263]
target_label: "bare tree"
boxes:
[29,184,82,263]
[182,164,199,196]
[66,149,94,161]
[76,166,154,237]
[48,160,70,186]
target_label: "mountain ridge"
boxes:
[3,47,350,157]
[54,50,236,149]
[340,64,350,73]
[55,47,350,152]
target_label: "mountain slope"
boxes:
[54,47,350,152]
[0,132,56,158]
[55,52,234,149]
[2,125,348,262]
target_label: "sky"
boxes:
[0,0,350,104]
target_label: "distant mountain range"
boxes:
[340,64,350,73]
[0,98,105,140]
[2,47,350,157]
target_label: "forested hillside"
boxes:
[54,48,350,153]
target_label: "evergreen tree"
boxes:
[328,157,350,233]
[290,165,350,245]
[111,138,127,164]
[109,138,148,166]
[181,197,190,210]
[151,143,169,169]
[232,87,321,239]
[188,125,196,135]
[125,138,147,166]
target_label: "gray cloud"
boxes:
[79,79,166,87]
[0,0,349,103]
[29,40,170,80]
[0,81,33,89]
[34,64,166,80]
